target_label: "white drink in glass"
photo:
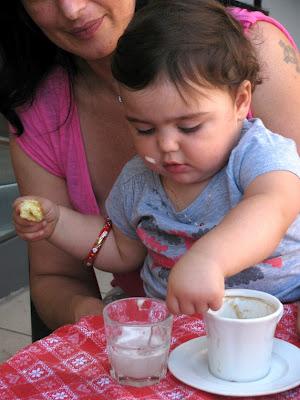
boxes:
[104,298,173,387]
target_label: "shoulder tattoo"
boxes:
[279,40,300,74]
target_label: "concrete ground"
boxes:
[0,271,113,364]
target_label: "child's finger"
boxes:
[178,299,197,315]
[17,229,46,242]
[208,296,223,312]
[16,221,46,233]
[15,223,47,240]
[166,295,180,315]
[195,302,209,315]
[12,204,21,218]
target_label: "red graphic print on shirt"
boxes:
[263,256,283,268]
[137,227,168,253]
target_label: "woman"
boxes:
[1,0,300,336]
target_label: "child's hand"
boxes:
[166,250,224,315]
[13,196,59,242]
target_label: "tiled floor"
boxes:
[0,270,113,364]
[0,289,32,364]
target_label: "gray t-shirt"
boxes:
[106,119,300,302]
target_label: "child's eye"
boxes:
[136,127,155,135]
[179,124,202,134]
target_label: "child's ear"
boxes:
[235,80,252,121]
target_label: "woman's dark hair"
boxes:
[218,0,268,13]
[0,1,77,135]
[0,0,151,135]
[112,0,262,97]
[0,0,265,135]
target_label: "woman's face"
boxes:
[21,0,136,60]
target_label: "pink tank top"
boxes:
[14,8,297,295]
[230,7,297,48]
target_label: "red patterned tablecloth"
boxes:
[0,304,299,400]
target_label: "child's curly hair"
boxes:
[112,0,262,96]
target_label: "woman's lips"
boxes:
[70,18,103,40]
[163,163,191,174]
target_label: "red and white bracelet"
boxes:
[84,217,112,267]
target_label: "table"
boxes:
[0,304,299,400]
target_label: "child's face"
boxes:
[120,78,251,186]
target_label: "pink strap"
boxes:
[230,7,297,49]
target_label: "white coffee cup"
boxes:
[204,289,283,382]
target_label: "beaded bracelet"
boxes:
[84,217,112,267]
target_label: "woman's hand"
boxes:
[166,249,224,315]
[13,195,59,242]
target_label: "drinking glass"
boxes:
[103,297,173,387]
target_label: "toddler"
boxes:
[14,0,300,316]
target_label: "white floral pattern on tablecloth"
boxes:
[0,304,299,400]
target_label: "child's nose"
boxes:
[157,132,179,153]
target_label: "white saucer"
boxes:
[168,337,300,397]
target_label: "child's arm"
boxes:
[167,171,300,315]
[14,196,146,272]
[52,204,146,272]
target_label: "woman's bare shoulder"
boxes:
[248,21,300,148]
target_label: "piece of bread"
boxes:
[20,200,43,222]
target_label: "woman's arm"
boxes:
[10,137,105,329]
[250,21,300,149]
[249,21,300,333]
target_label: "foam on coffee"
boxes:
[217,295,277,319]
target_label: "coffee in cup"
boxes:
[218,295,276,319]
